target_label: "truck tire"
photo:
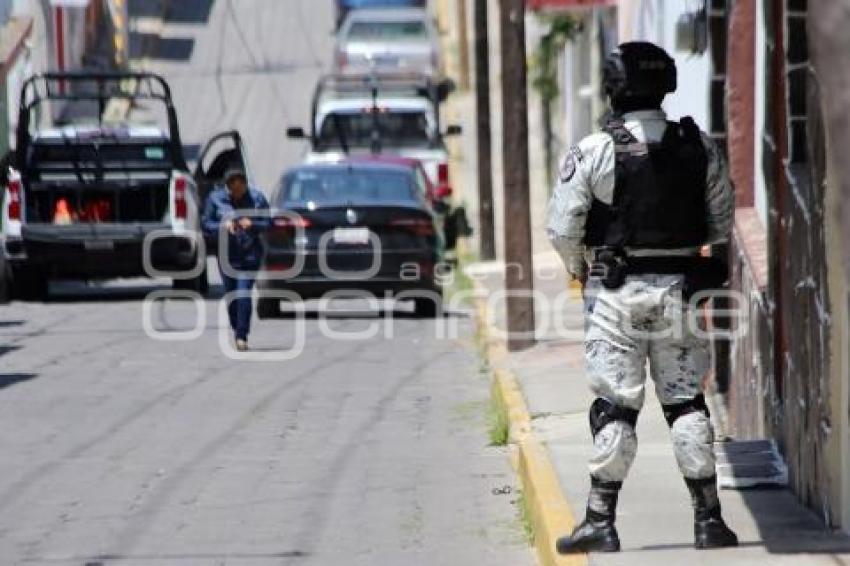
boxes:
[0,260,11,304]
[11,268,48,301]
[257,297,280,320]
[173,262,209,296]
[413,294,442,318]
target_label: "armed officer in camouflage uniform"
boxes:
[546,42,738,553]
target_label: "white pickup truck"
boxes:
[0,73,249,301]
[286,73,461,198]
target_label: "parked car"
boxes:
[335,8,440,76]
[334,0,427,29]
[257,158,445,318]
[287,73,460,193]
[345,154,472,250]
[0,72,248,300]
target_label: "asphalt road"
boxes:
[131,0,332,193]
[0,1,530,564]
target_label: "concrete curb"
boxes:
[475,295,587,566]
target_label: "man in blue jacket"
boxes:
[202,168,269,351]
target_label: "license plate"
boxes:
[333,228,370,245]
[84,240,114,251]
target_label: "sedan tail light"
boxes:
[390,217,435,237]
[6,178,22,220]
[438,163,449,186]
[173,174,188,220]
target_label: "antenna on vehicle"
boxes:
[368,74,381,155]
[331,111,350,155]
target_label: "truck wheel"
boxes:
[413,294,443,318]
[257,297,280,320]
[173,264,209,296]
[11,268,48,301]
[0,262,11,304]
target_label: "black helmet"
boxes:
[603,42,677,100]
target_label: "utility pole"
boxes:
[499,0,535,351]
[456,0,471,90]
[474,0,495,260]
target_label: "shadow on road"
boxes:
[264,307,470,321]
[0,373,37,390]
[165,0,216,24]
[42,282,174,304]
[0,345,21,358]
[129,34,195,61]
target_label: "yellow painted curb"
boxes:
[475,291,587,566]
[517,434,587,566]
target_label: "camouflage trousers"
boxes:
[583,275,716,482]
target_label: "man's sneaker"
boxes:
[235,338,248,352]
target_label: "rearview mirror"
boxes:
[436,79,456,102]
[286,127,307,139]
[444,124,462,137]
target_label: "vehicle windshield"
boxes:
[282,169,415,205]
[316,111,432,150]
[347,21,428,41]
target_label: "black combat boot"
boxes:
[556,477,621,554]
[685,476,739,549]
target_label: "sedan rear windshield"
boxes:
[347,21,428,41]
[317,111,432,150]
[282,169,415,205]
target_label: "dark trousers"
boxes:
[221,271,255,340]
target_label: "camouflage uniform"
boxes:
[546,109,734,483]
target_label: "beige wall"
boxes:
[823,127,850,530]
[810,0,850,530]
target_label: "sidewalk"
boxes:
[470,255,850,565]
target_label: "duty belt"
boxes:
[623,256,701,275]
[590,250,728,295]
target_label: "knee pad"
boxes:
[589,397,639,437]
[662,394,710,427]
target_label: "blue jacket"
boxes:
[202,186,270,270]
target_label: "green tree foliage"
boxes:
[531,14,580,105]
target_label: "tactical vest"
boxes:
[583,116,709,249]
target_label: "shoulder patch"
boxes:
[559,145,583,183]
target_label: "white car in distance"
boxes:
[335,8,441,76]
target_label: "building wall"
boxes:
[617,0,711,130]
[809,0,850,530]
[726,0,847,528]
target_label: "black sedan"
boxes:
[257,158,445,318]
